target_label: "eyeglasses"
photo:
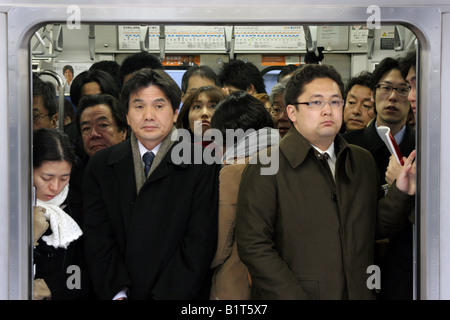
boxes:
[32,113,50,121]
[270,106,286,118]
[375,84,411,96]
[292,99,345,109]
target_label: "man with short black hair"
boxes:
[236,63,416,300]
[32,77,58,130]
[83,68,219,300]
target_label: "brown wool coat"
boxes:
[210,162,251,300]
[236,128,414,300]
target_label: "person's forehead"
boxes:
[32,95,47,110]
[187,75,215,89]
[81,104,114,120]
[379,68,405,83]
[301,77,342,96]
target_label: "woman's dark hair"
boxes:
[284,64,344,107]
[76,94,128,135]
[70,69,121,108]
[176,86,226,133]
[211,90,274,144]
[121,68,181,112]
[181,65,221,94]
[33,128,75,168]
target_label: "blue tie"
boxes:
[143,151,155,176]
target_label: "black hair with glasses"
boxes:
[32,77,58,117]
[370,56,405,92]
[284,64,344,108]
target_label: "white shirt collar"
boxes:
[138,140,161,159]
[311,142,336,163]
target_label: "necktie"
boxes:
[322,152,335,180]
[143,151,155,177]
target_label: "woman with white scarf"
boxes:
[209,91,280,300]
[32,128,93,300]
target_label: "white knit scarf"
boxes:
[36,184,83,249]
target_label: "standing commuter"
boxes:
[210,91,278,300]
[236,64,416,300]
[32,76,58,130]
[269,77,292,138]
[379,49,418,300]
[82,68,220,300]
[341,71,375,133]
[32,128,93,300]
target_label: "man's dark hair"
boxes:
[219,60,267,94]
[70,69,121,108]
[211,90,274,144]
[370,57,404,91]
[277,64,300,82]
[118,52,164,86]
[399,50,417,79]
[121,68,181,112]
[63,65,74,75]
[76,93,128,135]
[181,65,221,94]
[33,79,58,116]
[89,60,121,85]
[344,71,373,99]
[284,64,344,107]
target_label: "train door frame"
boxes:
[1,3,445,299]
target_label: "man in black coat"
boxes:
[82,68,220,300]
[343,56,416,300]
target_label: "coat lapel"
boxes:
[107,140,137,232]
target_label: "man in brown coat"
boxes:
[236,64,416,300]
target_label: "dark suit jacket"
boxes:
[82,138,220,300]
[343,121,416,300]
[343,120,416,185]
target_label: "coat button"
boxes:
[331,194,337,202]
